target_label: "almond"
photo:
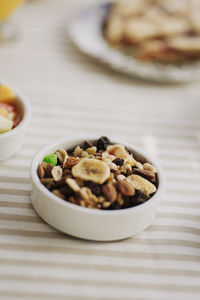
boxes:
[37,165,45,179]
[102,183,117,203]
[117,180,135,196]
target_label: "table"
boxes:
[0,0,200,299]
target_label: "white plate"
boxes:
[68,2,200,83]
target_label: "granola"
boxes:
[37,137,158,210]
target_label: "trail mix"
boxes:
[0,85,21,133]
[37,137,158,210]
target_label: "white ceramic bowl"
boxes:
[31,137,165,241]
[0,90,31,161]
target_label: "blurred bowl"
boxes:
[0,87,31,161]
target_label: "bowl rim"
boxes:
[0,88,31,141]
[31,136,166,216]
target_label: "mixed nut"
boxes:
[0,85,21,134]
[37,137,158,210]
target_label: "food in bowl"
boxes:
[0,84,30,162]
[31,137,165,240]
[0,85,22,133]
[37,136,158,210]
[103,0,200,62]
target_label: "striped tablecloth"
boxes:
[0,0,200,299]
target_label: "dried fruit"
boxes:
[43,153,57,166]
[127,174,156,195]
[63,169,72,177]
[0,107,9,118]
[59,186,74,197]
[97,136,111,150]
[85,181,101,196]
[113,158,124,166]
[72,158,110,184]
[44,163,53,177]
[0,115,13,133]
[135,161,143,170]
[0,102,14,113]
[114,147,129,160]
[84,140,93,148]
[109,202,121,210]
[107,144,123,154]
